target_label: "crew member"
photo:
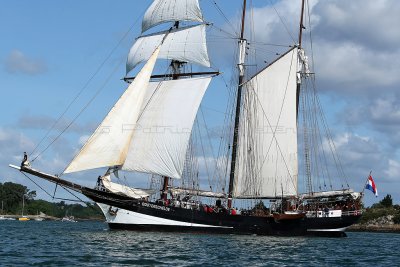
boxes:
[21,152,29,167]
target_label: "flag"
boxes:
[365,175,378,197]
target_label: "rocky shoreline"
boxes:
[348,224,400,233]
[348,215,400,233]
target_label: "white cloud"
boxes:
[17,114,97,134]
[370,98,400,124]
[339,95,400,147]
[332,133,379,162]
[4,49,47,75]
[0,128,37,190]
[222,0,400,93]
[325,132,400,189]
[312,0,400,52]
[0,127,91,201]
[313,41,400,92]
[305,0,400,93]
[385,159,400,180]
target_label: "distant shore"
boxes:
[348,224,400,233]
[0,214,103,221]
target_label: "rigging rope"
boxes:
[268,0,296,44]
[21,172,98,211]
[30,7,146,161]
[34,58,125,166]
[209,0,238,37]
[306,0,316,74]
[297,0,350,191]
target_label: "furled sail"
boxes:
[64,47,161,174]
[101,172,156,199]
[126,25,210,74]
[233,47,299,198]
[169,187,226,198]
[142,0,204,33]
[122,77,212,179]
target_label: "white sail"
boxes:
[142,0,204,33]
[126,25,210,74]
[122,77,212,179]
[233,48,299,198]
[101,173,156,199]
[64,47,161,174]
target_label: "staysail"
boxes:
[122,77,212,179]
[233,47,299,198]
[126,25,210,74]
[64,47,161,174]
[142,0,204,33]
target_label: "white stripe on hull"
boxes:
[307,227,347,232]
[97,203,232,228]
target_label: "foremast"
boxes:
[60,0,213,190]
[161,21,181,201]
[228,0,247,209]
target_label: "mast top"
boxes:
[298,0,306,47]
[240,0,247,40]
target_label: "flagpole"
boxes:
[361,170,372,195]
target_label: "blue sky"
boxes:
[1,0,399,207]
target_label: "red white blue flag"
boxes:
[365,175,378,197]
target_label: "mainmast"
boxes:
[298,0,305,48]
[228,0,247,209]
[297,0,313,194]
[296,0,305,119]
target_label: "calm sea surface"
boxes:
[0,220,399,266]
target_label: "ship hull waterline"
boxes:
[11,165,361,237]
[96,201,360,237]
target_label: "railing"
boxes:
[306,209,363,218]
[342,210,363,216]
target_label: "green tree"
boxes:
[394,214,400,224]
[0,181,103,219]
[0,182,34,213]
[380,194,393,208]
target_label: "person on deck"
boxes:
[174,196,181,207]
[324,206,329,217]
[96,176,102,190]
[21,152,29,167]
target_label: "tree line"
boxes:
[360,194,400,224]
[0,182,103,219]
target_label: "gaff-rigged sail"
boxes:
[126,25,210,74]
[122,77,212,179]
[64,47,161,174]
[233,47,299,198]
[142,0,204,33]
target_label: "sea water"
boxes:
[0,220,399,266]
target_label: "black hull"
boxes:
[87,190,361,237]
[14,166,362,237]
[105,215,360,237]
[107,222,352,237]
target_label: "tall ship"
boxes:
[10,0,363,236]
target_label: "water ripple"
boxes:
[0,221,399,266]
